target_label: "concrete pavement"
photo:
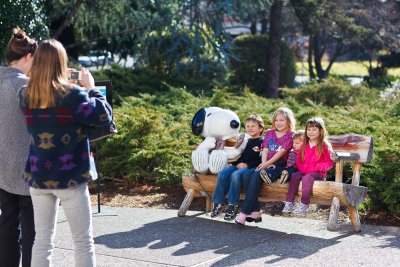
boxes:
[51,206,400,267]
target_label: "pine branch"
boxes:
[53,0,85,39]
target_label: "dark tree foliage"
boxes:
[0,0,49,63]
[230,34,296,94]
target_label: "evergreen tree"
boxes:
[0,0,49,63]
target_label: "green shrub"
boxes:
[97,87,209,185]
[365,66,397,89]
[281,77,374,107]
[229,34,296,94]
[363,147,400,215]
[393,101,400,116]
[97,104,190,185]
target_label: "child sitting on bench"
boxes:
[260,130,304,184]
[210,114,264,221]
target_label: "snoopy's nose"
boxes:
[230,120,240,129]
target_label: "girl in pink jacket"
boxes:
[282,117,333,215]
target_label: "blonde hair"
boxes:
[246,114,264,134]
[292,130,304,140]
[300,117,332,161]
[271,107,296,131]
[24,39,70,108]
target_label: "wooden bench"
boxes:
[178,134,374,232]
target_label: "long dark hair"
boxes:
[300,117,332,161]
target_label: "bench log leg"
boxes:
[205,197,213,213]
[327,196,340,231]
[348,206,361,232]
[178,189,196,217]
[349,163,362,232]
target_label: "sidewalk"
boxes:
[52,206,400,267]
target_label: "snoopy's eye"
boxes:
[207,113,212,117]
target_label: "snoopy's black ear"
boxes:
[192,108,206,136]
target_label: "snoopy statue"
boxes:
[191,107,248,174]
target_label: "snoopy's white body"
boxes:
[191,107,248,174]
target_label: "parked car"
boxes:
[78,51,113,67]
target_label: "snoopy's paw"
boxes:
[209,150,228,174]
[192,150,209,173]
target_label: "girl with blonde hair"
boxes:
[19,39,112,267]
[235,107,296,225]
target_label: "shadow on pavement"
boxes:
[93,213,375,266]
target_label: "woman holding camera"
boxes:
[0,27,37,267]
[19,39,112,267]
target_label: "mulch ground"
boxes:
[89,182,400,228]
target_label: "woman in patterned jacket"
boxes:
[19,39,112,267]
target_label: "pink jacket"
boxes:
[296,143,333,176]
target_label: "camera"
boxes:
[70,71,81,80]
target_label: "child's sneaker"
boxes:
[245,211,262,223]
[260,169,272,184]
[210,203,225,218]
[282,201,294,213]
[235,212,247,225]
[278,170,289,184]
[224,204,239,221]
[292,200,310,216]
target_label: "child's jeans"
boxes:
[213,166,254,205]
[286,172,325,205]
[266,166,298,181]
[30,183,95,267]
[239,169,261,214]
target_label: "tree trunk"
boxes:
[265,0,283,98]
[308,35,315,79]
[313,34,327,80]
[250,20,257,35]
[260,17,268,34]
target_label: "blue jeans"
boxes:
[266,166,298,181]
[240,169,261,214]
[213,166,254,205]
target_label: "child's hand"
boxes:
[256,162,268,171]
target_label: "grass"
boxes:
[296,61,400,77]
